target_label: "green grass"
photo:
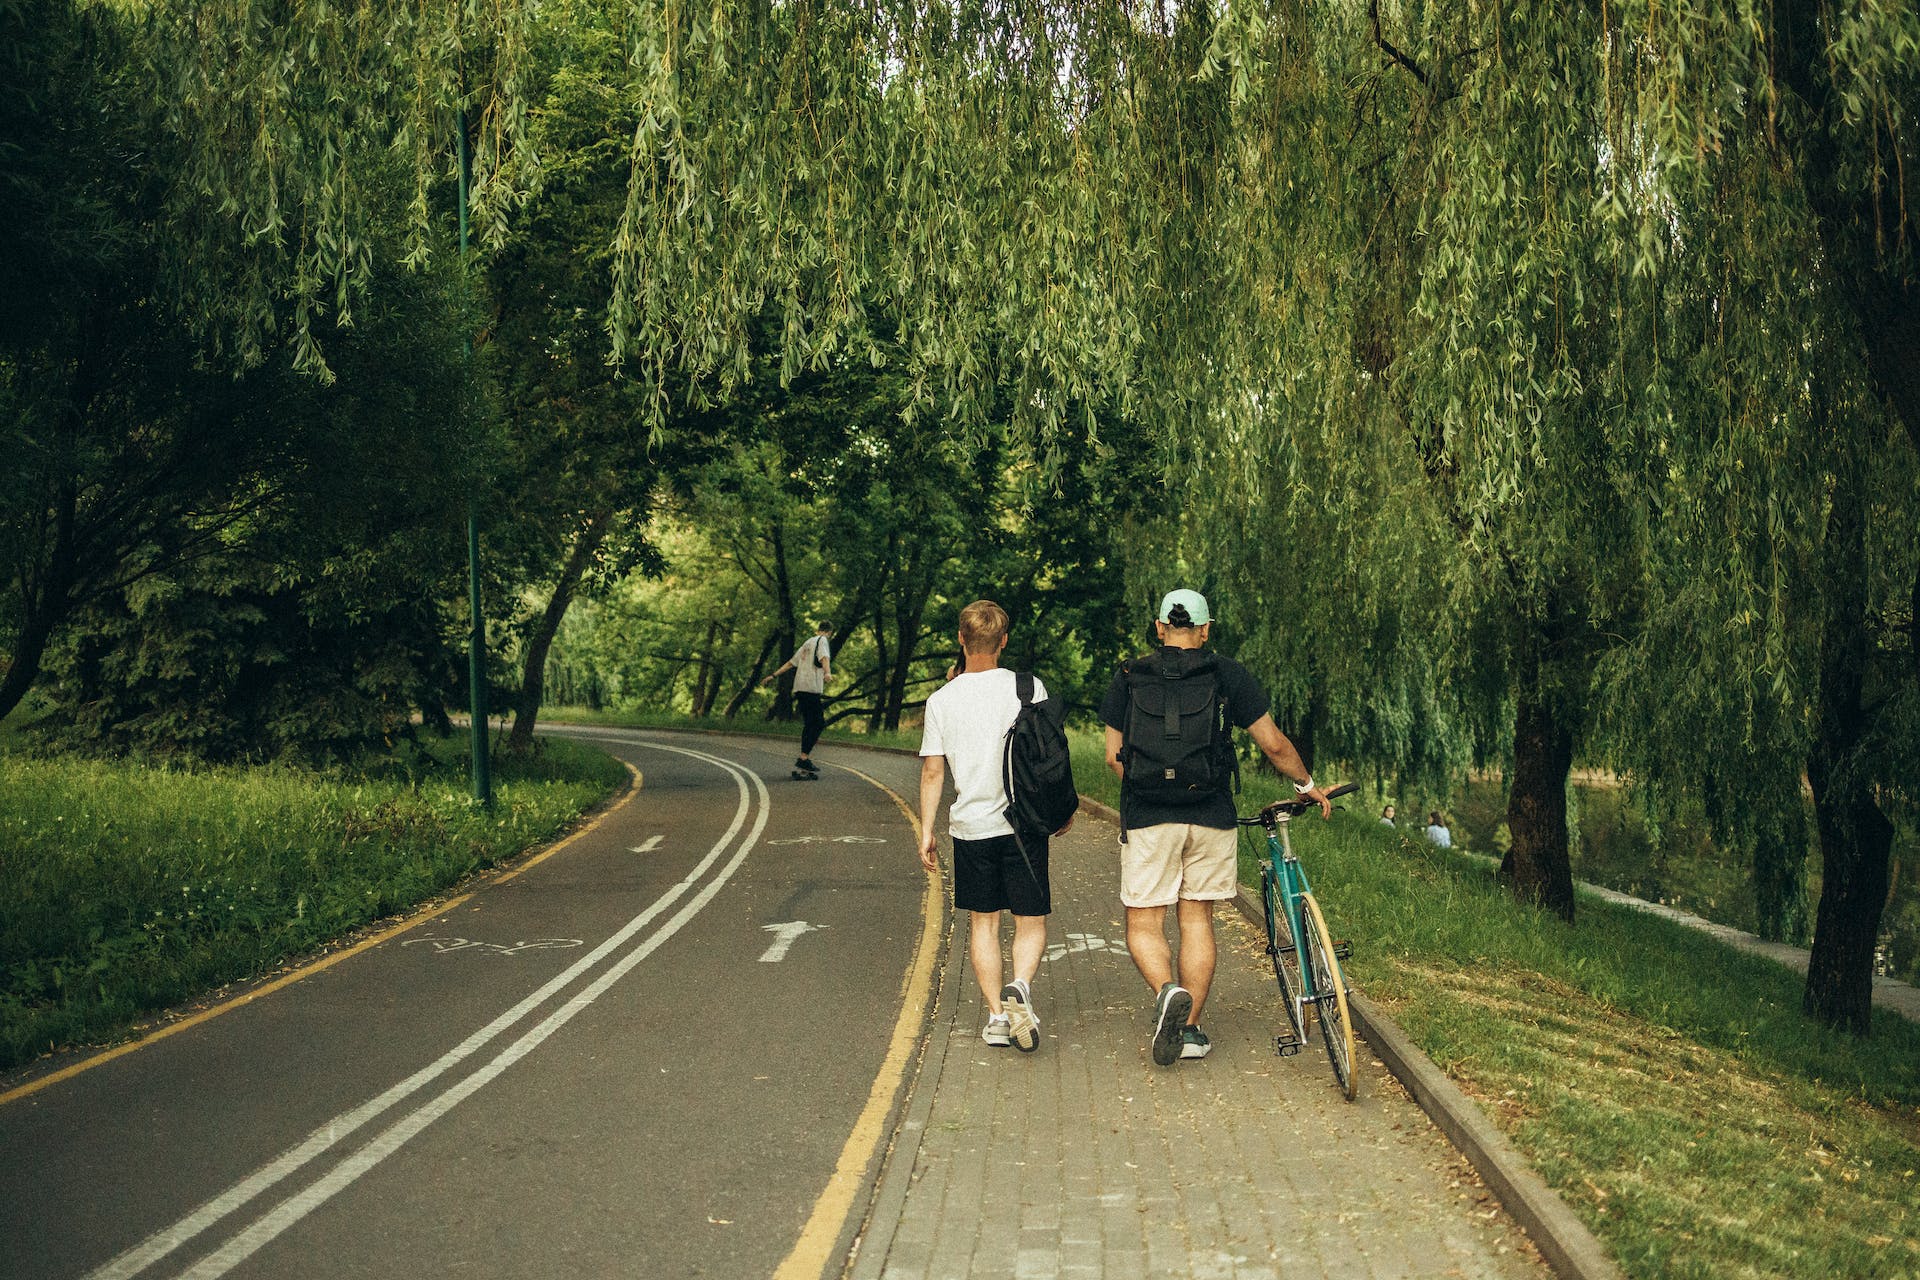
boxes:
[1346,844,1920,1279]
[0,735,626,1071]
[1069,729,1919,1279]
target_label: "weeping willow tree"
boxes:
[111,0,1915,1031]
[1164,0,1918,1032]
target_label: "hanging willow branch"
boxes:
[1367,0,1428,86]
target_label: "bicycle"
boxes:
[1240,781,1360,1100]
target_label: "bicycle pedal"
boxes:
[1273,1034,1302,1058]
[1333,940,1353,960]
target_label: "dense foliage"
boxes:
[3,0,1914,1033]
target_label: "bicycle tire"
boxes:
[1300,894,1357,1100]
[1262,865,1306,1048]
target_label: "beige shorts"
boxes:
[1120,823,1240,908]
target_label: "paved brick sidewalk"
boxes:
[852,811,1553,1280]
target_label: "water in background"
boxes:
[1432,776,1918,986]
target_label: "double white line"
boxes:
[88,739,768,1280]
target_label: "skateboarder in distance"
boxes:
[763,621,834,779]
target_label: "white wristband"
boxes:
[1293,776,1315,794]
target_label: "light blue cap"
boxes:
[1157,589,1211,626]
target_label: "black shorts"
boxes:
[952,831,1051,917]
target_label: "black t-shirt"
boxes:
[1098,647,1271,830]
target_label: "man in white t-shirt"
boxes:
[918,599,1069,1052]
[762,622,834,777]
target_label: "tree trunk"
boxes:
[421,698,454,736]
[0,605,60,724]
[689,620,721,717]
[884,597,927,732]
[508,513,611,753]
[722,631,778,719]
[867,597,890,734]
[703,649,725,717]
[1802,460,1894,1035]
[1770,0,1912,1034]
[0,440,81,725]
[1910,550,1919,699]
[1500,658,1577,922]
[826,581,875,665]
[766,521,796,721]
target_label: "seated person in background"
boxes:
[1424,811,1452,848]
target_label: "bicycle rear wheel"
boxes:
[1300,894,1357,1100]
[1261,865,1305,1048]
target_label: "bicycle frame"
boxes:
[1245,784,1358,1096]
[1259,809,1325,1038]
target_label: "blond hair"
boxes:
[957,599,1010,656]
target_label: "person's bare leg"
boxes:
[1176,898,1217,1023]
[1010,914,1047,986]
[1126,905,1173,993]
[969,910,1004,1013]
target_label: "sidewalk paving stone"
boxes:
[854,811,1553,1280]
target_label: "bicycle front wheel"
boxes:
[1261,865,1305,1048]
[1300,894,1357,1100]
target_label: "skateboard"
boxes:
[790,768,820,781]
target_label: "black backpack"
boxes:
[1119,648,1238,816]
[1002,672,1079,836]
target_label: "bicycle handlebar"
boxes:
[1236,781,1359,825]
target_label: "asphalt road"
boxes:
[0,730,936,1280]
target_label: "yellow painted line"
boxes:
[0,762,643,1110]
[770,761,943,1280]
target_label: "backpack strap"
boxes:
[1116,658,1139,841]
[1002,674,1029,835]
[1001,672,1047,884]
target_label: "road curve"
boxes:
[0,730,939,1280]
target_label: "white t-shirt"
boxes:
[919,668,1049,841]
[789,634,831,695]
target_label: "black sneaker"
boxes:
[1150,983,1192,1067]
[1180,1025,1212,1060]
[795,757,819,775]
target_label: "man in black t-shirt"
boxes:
[1099,589,1331,1067]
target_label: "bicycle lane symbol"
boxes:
[1041,933,1127,963]
[401,937,586,957]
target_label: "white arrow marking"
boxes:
[629,836,663,853]
[758,921,827,963]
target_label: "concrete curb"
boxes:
[1078,793,1623,1280]
[845,905,961,1280]
[1332,974,1627,1280]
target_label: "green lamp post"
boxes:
[457,105,492,807]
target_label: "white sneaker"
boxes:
[982,1014,1012,1047]
[1002,980,1040,1053]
